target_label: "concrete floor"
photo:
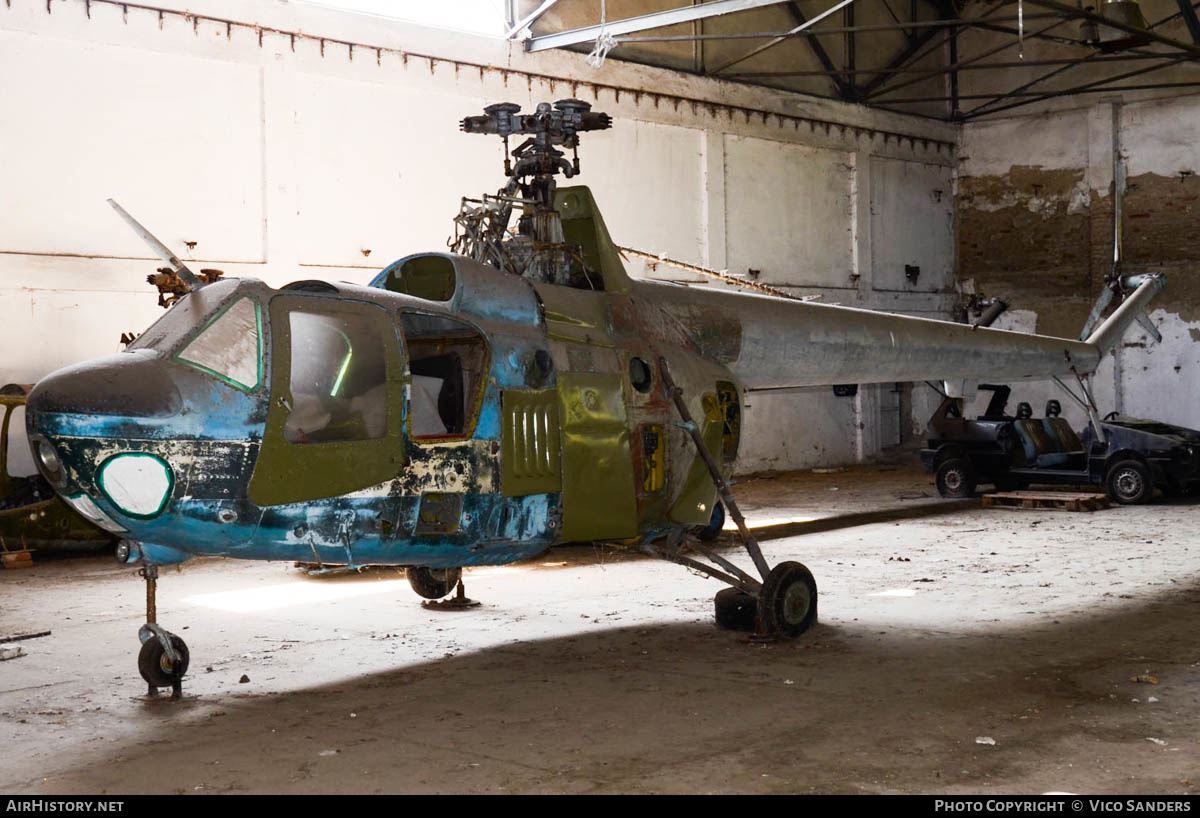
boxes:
[1,463,1198,795]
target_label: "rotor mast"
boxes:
[456,99,611,286]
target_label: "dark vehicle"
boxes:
[1,384,116,554]
[919,384,1200,504]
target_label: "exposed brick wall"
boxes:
[958,167,1200,335]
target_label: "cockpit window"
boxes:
[128,279,244,353]
[401,313,488,441]
[176,297,262,391]
[286,311,387,444]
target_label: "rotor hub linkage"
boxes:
[455,100,612,286]
[461,99,611,197]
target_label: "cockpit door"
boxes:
[248,295,406,506]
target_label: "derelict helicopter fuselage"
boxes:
[25,198,740,572]
[22,99,1166,696]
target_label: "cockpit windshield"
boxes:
[125,280,264,392]
[126,279,247,354]
[177,297,262,391]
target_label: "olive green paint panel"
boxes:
[533,283,615,348]
[554,186,632,295]
[557,372,637,541]
[415,492,464,534]
[669,393,724,527]
[0,496,115,552]
[382,255,456,302]
[501,389,562,497]
[249,296,407,507]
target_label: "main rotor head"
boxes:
[461,99,611,184]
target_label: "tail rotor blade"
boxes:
[1079,285,1115,341]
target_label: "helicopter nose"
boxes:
[27,352,183,420]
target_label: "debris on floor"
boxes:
[975,736,996,746]
[0,646,27,661]
[0,630,51,645]
[1131,674,1159,684]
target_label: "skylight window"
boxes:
[300,0,508,37]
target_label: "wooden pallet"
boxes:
[982,490,1110,512]
[0,551,34,569]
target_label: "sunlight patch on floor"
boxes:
[183,579,409,612]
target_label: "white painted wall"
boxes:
[0,0,958,474]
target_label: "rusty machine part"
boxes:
[420,578,482,611]
[452,99,611,287]
[148,268,226,309]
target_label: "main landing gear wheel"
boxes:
[757,561,818,639]
[138,634,190,689]
[714,587,757,631]
[935,457,976,498]
[407,566,463,600]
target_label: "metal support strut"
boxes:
[137,564,186,699]
[658,358,771,582]
[655,359,820,639]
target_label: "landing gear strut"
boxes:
[136,564,189,698]
[649,359,818,640]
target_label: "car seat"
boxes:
[1012,401,1073,467]
[1042,400,1084,454]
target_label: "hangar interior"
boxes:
[1,0,1199,796]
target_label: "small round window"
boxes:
[629,357,653,393]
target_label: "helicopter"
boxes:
[23,99,1166,698]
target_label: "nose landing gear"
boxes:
[137,564,189,699]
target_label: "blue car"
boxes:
[919,385,1200,504]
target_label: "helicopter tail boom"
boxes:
[644,273,1165,391]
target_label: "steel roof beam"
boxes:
[782,2,850,97]
[1023,0,1200,58]
[506,0,564,39]
[612,13,1062,42]
[725,51,1163,78]
[524,0,794,52]
[1174,0,1200,43]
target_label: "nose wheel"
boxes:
[136,565,188,699]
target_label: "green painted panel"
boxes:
[669,392,724,527]
[533,282,615,347]
[554,186,632,295]
[558,373,637,541]
[248,296,406,507]
[501,389,562,497]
